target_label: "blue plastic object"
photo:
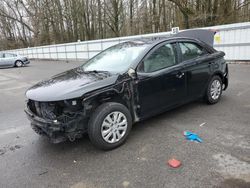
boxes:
[183,131,203,143]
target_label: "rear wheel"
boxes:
[15,60,23,67]
[88,102,132,150]
[205,75,222,104]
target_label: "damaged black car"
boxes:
[25,30,228,150]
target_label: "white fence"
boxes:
[3,22,250,61]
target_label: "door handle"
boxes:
[176,72,185,79]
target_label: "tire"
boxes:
[205,75,223,104]
[15,60,23,67]
[88,102,132,150]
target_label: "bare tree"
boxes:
[0,0,249,50]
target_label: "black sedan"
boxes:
[25,33,228,150]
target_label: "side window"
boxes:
[0,53,3,58]
[140,43,176,73]
[4,53,15,58]
[179,42,205,62]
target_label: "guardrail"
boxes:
[3,22,250,61]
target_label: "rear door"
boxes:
[177,42,211,99]
[135,42,187,118]
[3,53,16,66]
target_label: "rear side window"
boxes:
[179,42,205,62]
[4,53,16,58]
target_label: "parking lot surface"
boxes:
[0,61,249,188]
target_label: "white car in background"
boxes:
[0,53,30,68]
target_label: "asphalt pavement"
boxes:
[0,61,249,188]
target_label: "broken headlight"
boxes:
[63,98,83,112]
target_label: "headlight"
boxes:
[63,98,83,111]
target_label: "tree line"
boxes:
[0,0,249,50]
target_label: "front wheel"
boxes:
[15,60,23,67]
[88,102,132,150]
[205,75,223,104]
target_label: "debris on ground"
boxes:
[122,181,130,187]
[183,131,203,143]
[199,122,206,127]
[38,170,48,176]
[73,160,77,163]
[167,158,181,168]
[0,148,6,155]
[0,145,22,155]
[9,145,22,151]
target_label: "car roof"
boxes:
[129,36,208,47]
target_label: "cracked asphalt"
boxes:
[0,61,249,188]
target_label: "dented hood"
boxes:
[26,68,118,102]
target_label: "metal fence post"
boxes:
[87,42,90,59]
[75,43,77,60]
[65,45,68,61]
[50,46,52,59]
[101,40,103,51]
[56,45,59,60]
[42,47,44,59]
[32,48,34,59]
[36,48,38,59]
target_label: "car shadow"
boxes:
[133,94,231,129]
[0,65,31,70]
[33,95,231,159]
[35,101,199,150]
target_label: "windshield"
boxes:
[82,41,149,73]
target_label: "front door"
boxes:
[135,42,187,119]
[3,53,15,67]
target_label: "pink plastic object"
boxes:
[168,158,181,168]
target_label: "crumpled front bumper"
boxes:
[24,60,30,65]
[25,107,67,143]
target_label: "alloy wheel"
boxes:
[101,111,128,144]
[16,61,23,67]
[210,79,221,100]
